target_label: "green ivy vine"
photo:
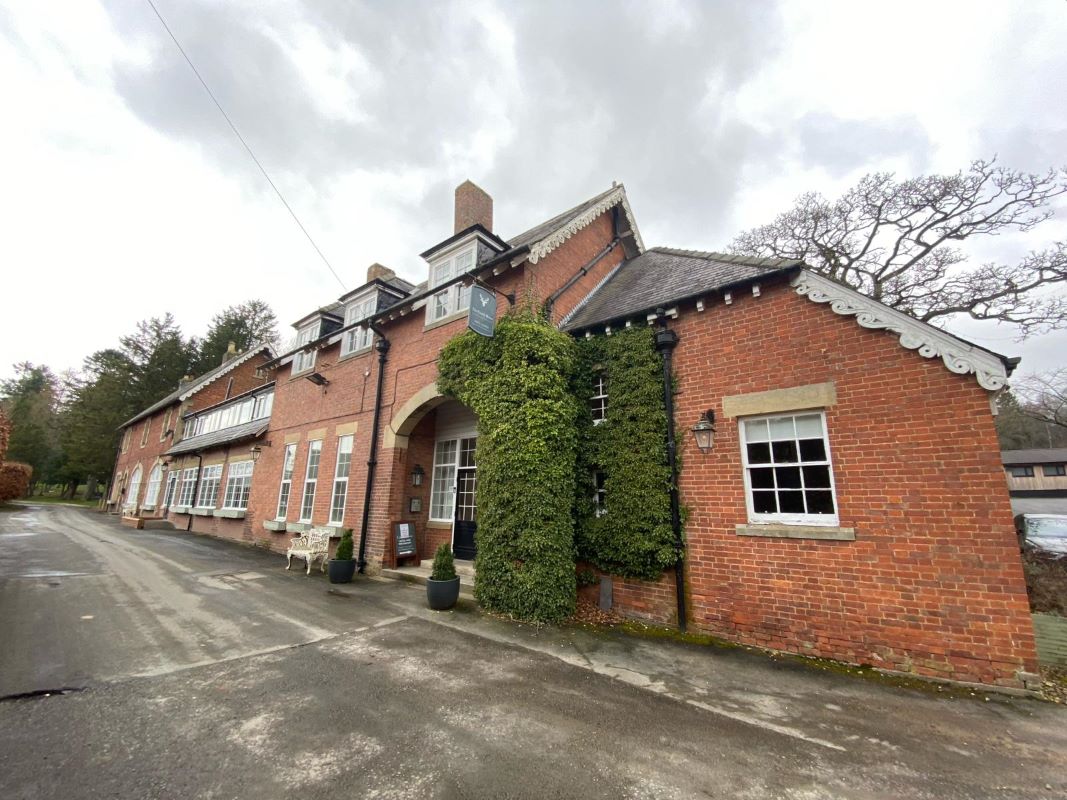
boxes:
[437,309,580,623]
[575,325,680,580]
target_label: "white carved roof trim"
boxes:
[527,186,645,265]
[177,344,277,401]
[791,270,1009,392]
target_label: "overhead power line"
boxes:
[144,0,347,291]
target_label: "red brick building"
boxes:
[110,345,274,518]
[111,181,1038,689]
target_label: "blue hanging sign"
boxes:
[468,284,498,337]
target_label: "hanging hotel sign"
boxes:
[468,284,497,337]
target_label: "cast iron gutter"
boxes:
[356,324,390,573]
[653,309,687,633]
[543,238,620,319]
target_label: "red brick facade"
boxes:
[110,183,1038,689]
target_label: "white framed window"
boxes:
[276,443,296,519]
[121,428,131,453]
[292,324,319,375]
[196,464,223,508]
[160,408,171,442]
[140,419,150,447]
[177,467,198,507]
[124,464,143,510]
[430,439,458,521]
[328,435,354,524]
[740,411,838,526]
[299,440,322,522]
[591,375,608,424]
[252,391,273,419]
[592,470,607,517]
[222,460,254,510]
[342,296,376,355]
[144,464,163,507]
[163,471,179,507]
[427,246,475,323]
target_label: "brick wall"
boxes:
[111,352,272,516]
[603,278,1037,687]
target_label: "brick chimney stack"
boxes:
[366,263,396,283]
[454,180,493,233]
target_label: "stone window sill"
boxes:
[215,509,246,519]
[286,522,311,533]
[423,308,469,332]
[172,505,191,514]
[262,520,287,532]
[141,505,155,512]
[735,523,855,541]
[191,508,214,517]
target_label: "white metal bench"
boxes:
[286,529,331,575]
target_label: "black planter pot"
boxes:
[328,559,356,584]
[426,577,460,610]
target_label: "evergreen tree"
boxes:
[192,300,279,374]
[0,363,61,491]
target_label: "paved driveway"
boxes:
[1,505,1065,799]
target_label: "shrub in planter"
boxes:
[427,542,460,610]
[328,528,356,584]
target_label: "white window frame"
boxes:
[429,439,459,522]
[124,464,143,510]
[328,435,354,525]
[143,464,163,508]
[739,411,839,527]
[140,419,150,447]
[177,467,198,507]
[291,324,319,375]
[196,464,223,508]
[341,295,376,356]
[222,460,254,510]
[252,391,273,419]
[591,374,608,425]
[276,443,296,520]
[163,470,179,508]
[427,245,475,323]
[592,470,607,517]
[160,408,171,442]
[298,440,322,523]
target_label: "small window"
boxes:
[427,247,475,323]
[1042,464,1066,477]
[740,412,838,526]
[222,461,254,510]
[253,392,273,420]
[160,408,171,442]
[1008,466,1035,478]
[196,465,223,508]
[292,324,319,375]
[342,296,376,355]
[121,427,131,453]
[592,470,607,517]
[590,375,608,424]
[177,467,198,507]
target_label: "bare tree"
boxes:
[1015,369,1067,432]
[730,159,1067,337]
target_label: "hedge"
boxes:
[438,310,579,623]
[0,462,32,503]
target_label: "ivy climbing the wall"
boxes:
[437,310,580,623]
[576,325,680,581]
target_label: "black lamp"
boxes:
[411,464,425,487]
[691,410,716,453]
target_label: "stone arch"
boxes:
[384,382,447,450]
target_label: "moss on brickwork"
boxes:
[438,310,580,624]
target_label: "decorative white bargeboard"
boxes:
[286,529,331,575]
[791,270,1010,392]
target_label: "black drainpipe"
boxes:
[653,309,687,633]
[357,326,390,573]
[186,453,203,532]
[543,238,620,319]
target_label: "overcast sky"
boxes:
[2,0,1066,382]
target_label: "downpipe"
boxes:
[357,327,390,573]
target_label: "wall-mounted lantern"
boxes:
[250,445,263,463]
[160,459,171,474]
[411,464,425,487]
[691,410,716,454]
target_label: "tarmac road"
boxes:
[1,504,1065,799]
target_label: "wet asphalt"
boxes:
[1,504,1065,799]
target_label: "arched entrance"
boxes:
[386,384,479,561]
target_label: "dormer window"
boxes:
[341,294,376,356]
[292,324,318,374]
[428,246,475,323]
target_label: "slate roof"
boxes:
[119,344,275,429]
[506,186,621,252]
[1002,448,1067,466]
[164,419,270,457]
[562,248,802,331]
